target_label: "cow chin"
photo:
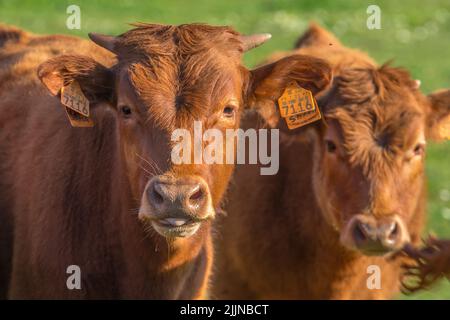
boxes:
[339,214,411,256]
[137,175,215,238]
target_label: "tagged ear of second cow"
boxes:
[246,54,332,131]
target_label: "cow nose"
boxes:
[150,181,205,212]
[352,218,403,254]
[146,176,210,221]
[139,175,213,238]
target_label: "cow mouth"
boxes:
[151,217,202,238]
[357,248,393,257]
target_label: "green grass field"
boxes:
[1,0,449,299]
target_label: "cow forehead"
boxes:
[324,64,427,151]
[124,56,241,90]
[116,57,243,132]
[114,24,245,107]
[329,100,425,142]
[123,57,242,106]
[324,96,426,174]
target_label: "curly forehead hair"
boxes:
[322,64,427,176]
[115,23,243,59]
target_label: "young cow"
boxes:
[0,24,331,299]
[213,24,450,299]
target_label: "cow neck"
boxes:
[278,136,360,260]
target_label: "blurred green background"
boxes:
[0,0,449,299]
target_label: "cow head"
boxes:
[38,23,331,239]
[312,65,450,256]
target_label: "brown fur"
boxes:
[400,237,450,293]
[213,23,450,299]
[0,23,331,299]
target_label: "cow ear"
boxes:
[246,54,332,128]
[37,54,113,104]
[427,89,450,141]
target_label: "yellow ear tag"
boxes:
[60,81,94,127]
[277,82,321,130]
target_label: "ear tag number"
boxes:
[63,107,94,127]
[60,81,94,127]
[277,82,321,130]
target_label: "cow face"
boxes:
[312,66,450,256]
[38,23,331,239]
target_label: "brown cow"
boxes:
[0,23,331,299]
[400,237,450,293]
[212,24,450,299]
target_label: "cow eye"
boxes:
[325,140,337,153]
[413,143,426,156]
[222,105,236,118]
[120,105,132,117]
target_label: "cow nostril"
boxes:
[354,222,368,243]
[152,188,164,204]
[386,222,399,241]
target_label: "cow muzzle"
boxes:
[139,175,214,238]
[341,214,410,256]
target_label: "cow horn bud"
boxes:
[88,33,117,53]
[240,33,272,52]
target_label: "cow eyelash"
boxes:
[325,140,337,153]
